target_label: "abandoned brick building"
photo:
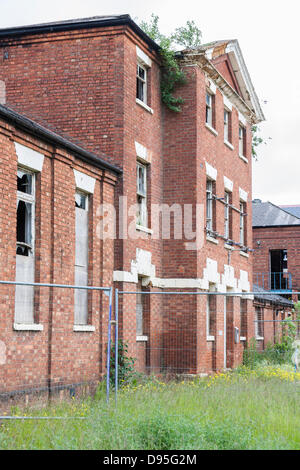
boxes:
[0,15,265,401]
[253,200,300,296]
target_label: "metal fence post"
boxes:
[115,288,119,405]
[106,287,113,404]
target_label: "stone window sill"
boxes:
[136,224,153,235]
[206,235,219,245]
[207,336,215,342]
[256,336,264,341]
[136,98,154,114]
[224,140,234,151]
[14,323,43,331]
[205,123,218,136]
[240,251,249,258]
[239,154,248,164]
[136,335,148,342]
[73,325,95,332]
[240,336,247,342]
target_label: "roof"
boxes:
[253,285,294,307]
[0,104,122,175]
[252,200,300,228]
[178,39,265,123]
[280,205,300,219]
[0,14,160,53]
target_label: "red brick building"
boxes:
[253,200,300,296]
[0,15,265,402]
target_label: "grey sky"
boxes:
[1,0,299,205]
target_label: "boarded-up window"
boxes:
[207,294,216,338]
[15,168,35,324]
[255,306,264,338]
[74,192,89,325]
[136,279,144,336]
[240,299,247,338]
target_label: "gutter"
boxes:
[0,14,160,54]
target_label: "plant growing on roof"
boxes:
[139,14,202,112]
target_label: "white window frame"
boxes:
[206,92,213,128]
[16,168,35,256]
[74,190,92,329]
[224,109,232,144]
[224,191,230,240]
[206,179,214,233]
[136,162,147,228]
[136,62,147,105]
[239,125,246,157]
[240,201,245,246]
[206,294,215,341]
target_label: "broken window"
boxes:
[16,169,34,256]
[15,168,35,324]
[270,249,289,290]
[74,191,89,325]
[136,63,147,104]
[136,162,147,227]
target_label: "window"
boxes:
[15,168,35,325]
[224,191,232,240]
[16,169,35,256]
[207,294,216,340]
[224,109,232,143]
[206,179,215,234]
[136,162,147,227]
[240,299,247,339]
[239,125,246,156]
[136,63,147,104]
[255,306,264,339]
[239,201,246,247]
[136,279,144,337]
[206,92,215,128]
[74,191,89,325]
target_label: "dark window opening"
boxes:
[270,249,289,290]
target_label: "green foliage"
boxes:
[171,20,202,49]
[109,339,136,387]
[139,14,202,112]
[244,320,297,368]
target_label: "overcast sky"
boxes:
[1,0,299,206]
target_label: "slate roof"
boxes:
[253,285,294,307]
[252,201,300,227]
[280,205,300,219]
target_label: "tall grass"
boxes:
[0,367,299,450]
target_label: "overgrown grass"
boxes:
[1,365,299,450]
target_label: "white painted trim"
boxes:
[206,235,219,245]
[73,325,95,332]
[73,169,96,194]
[224,176,233,192]
[205,162,217,181]
[239,154,248,164]
[240,251,249,258]
[208,80,216,94]
[207,336,215,342]
[223,94,233,111]
[240,336,247,342]
[136,224,153,235]
[239,187,248,202]
[136,46,152,67]
[136,335,148,342]
[205,123,218,136]
[238,112,247,126]
[136,98,154,114]
[135,141,151,164]
[224,140,234,151]
[13,323,43,331]
[15,142,44,172]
